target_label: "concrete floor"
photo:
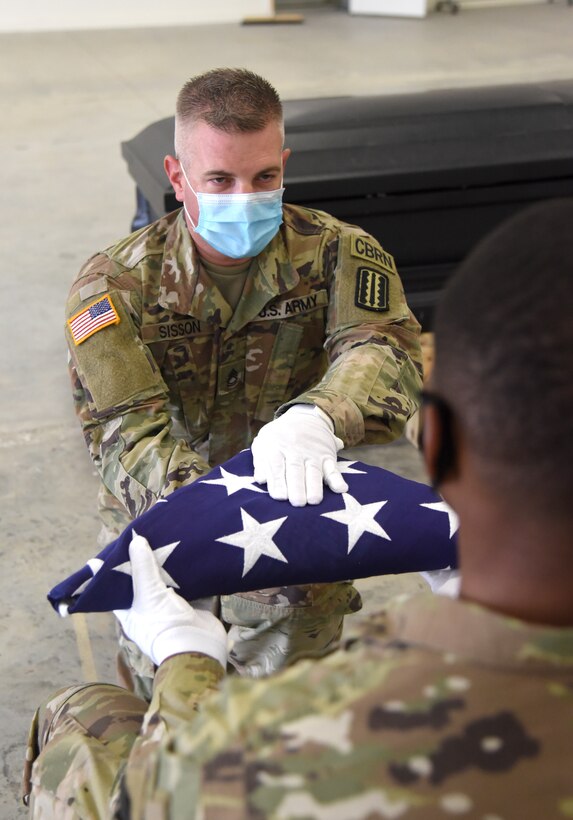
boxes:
[2,4,573,816]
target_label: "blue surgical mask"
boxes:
[180,162,284,259]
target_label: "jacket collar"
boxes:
[371,593,573,673]
[159,211,299,330]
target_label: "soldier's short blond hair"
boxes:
[174,68,283,157]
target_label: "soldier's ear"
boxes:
[421,392,457,490]
[164,155,185,202]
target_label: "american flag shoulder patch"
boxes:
[67,293,120,345]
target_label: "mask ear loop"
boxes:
[178,160,199,230]
[420,390,457,489]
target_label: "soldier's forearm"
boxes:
[150,654,225,731]
[280,337,423,447]
[121,654,224,819]
[90,407,212,519]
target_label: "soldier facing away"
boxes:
[25,199,573,817]
[64,68,423,696]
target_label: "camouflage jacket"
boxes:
[66,206,422,534]
[104,594,573,817]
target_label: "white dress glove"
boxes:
[251,404,349,506]
[114,533,228,669]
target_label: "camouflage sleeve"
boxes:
[118,626,408,818]
[118,653,225,818]
[66,261,210,522]
[280,229,423,447]
[117,599,573,819]
[28,599,569,817]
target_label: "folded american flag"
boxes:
[48,450,458,615]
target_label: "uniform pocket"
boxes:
[253,322,304,422]
[164,334,216,442]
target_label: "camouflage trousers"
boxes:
[118,581,362,701]
[23,681,146,815]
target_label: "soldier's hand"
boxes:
[114,533,228,669]
[252,404,348,506]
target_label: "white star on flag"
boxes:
[321,493,390,553]
[337,460,367,475]
[200,466,266,496]
[113,536,181,588]
[87,558,104,575]
[70,558,104,598]
[216,509,288,576]
[420,501,459,538]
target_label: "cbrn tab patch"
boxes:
[355,267,389,312]
[350,235,397,274]
[68,293,120,345]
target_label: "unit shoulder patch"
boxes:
[350,235,397,274]
[355,267,389,312]
[67,293,120,345]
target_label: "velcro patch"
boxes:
[355,267,389,312]
[350,235,396,274]
[67,293,120,345]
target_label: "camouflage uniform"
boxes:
[24,593,573,817]
[65,205,422,688]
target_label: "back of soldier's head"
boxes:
[433,198,573,514]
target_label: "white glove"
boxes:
[114,533,228,669]
[251,404,348,506]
